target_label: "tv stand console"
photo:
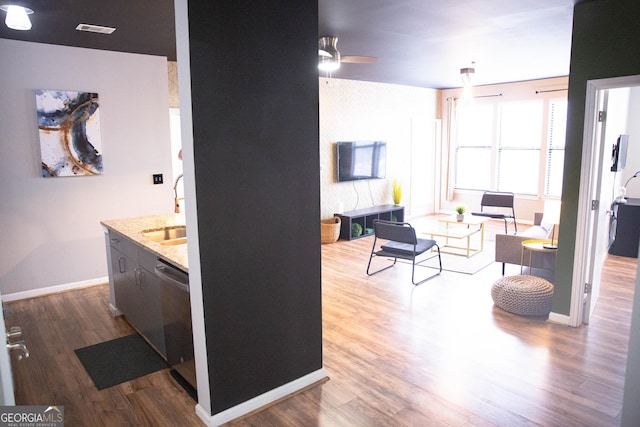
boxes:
[335,205,404,240]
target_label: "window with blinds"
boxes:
[454,95,566,197]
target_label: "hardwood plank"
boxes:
[4,215,636,426]
[5,285,202,427]
[230,216,636,426]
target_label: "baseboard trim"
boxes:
[109,303,123,318]
[548,311,571,326]
[201,368,327,426]
[1,277,108,302]
[195,404,211,426]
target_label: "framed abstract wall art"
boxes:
[35,89,103,177]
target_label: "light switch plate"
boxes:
[153,174,163,184]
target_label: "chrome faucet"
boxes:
[174,173,184,213]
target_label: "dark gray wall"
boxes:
[186,1,322,413]
[554,0,640,314]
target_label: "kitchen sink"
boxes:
[160,237,187,246]
[142,226,187,245]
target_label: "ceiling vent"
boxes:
[75,24,116,34]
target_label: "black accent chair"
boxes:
[366,220,442,285]
[472,191,517,234]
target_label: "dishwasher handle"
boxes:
[155,261,189,292]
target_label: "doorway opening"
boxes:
[571,75,640,327]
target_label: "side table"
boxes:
[521,239,558,274]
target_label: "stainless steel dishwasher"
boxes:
[154,258,196,395]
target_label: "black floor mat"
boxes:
[75,334,169,390]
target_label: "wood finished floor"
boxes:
[4,217,637,426]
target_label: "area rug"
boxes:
[398,242,495,275]
[75,334,169,390]
[432,249,494,274]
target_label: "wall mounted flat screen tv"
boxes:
[611,134,629,172]
[337,141,387,182]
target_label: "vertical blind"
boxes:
[546,99,568,197]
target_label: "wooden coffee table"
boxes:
[424,215,490,258]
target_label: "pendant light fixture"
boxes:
[460,63,475,88]
[458,62,476,107]
[0,4,34,31]
[318,36,340,72]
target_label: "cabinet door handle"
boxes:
[135,269,145,289]
[118,257,126,274]
[110,238,120,244]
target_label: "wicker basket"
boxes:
[321,217,341,244]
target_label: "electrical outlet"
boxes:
[153,174,163,184]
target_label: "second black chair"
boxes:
[366,219,442,285]
[472,191,517,234]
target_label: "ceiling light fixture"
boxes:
[0,4,33,31]
[318,36,340,72]
[457,62,476,108]
[460,65,475,87]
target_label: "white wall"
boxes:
[0,39,174,296]
[589,88,631,316]
[623,87,640,198]
[319,78,439,219]
[606,88,631,202]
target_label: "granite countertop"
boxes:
[101,213,189,272]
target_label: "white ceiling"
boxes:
[319,0,577,88]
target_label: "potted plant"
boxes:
[392,179,402,205]
[351,223,363,238]
[455,204,467,222]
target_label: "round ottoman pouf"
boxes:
[491,275,554,316]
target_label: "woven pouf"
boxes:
[491,275,554,316]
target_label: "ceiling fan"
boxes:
[318,36,377,72]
